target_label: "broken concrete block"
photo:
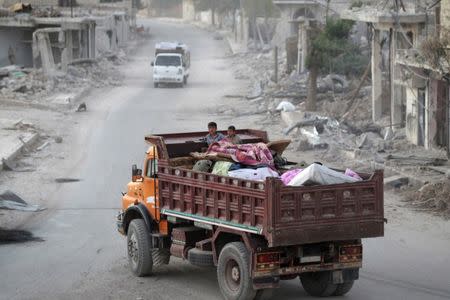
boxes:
[297,138,313,151]
[281,111,305,127]
[384,127,394,140]
[384,175,409,188]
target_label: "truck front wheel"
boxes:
[300,271,337,297]
[127,219,153,276]
[217,242,256,300]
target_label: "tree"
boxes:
[305,18,366,111]
[193,0,239,26]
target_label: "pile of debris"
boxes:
[403,181,450,218]
[0,53,125,105]
[32,7,62,18]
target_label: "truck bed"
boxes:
[157,163,384,247]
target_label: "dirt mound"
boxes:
[404,180,450,218]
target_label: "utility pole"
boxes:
[274,46,278,83]
[240,0,244,42]
[211,0,216,26]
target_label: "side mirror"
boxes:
[151,61,154,67]
[182,63,186,68]
[132,164,142,182]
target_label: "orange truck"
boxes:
[117,130,384,299]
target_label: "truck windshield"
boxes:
[155,56,181,67]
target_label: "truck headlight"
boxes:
[178,68,182,75]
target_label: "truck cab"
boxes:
[151,42,190,88]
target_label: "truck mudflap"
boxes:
[117,211,125,235]
[253,264,360,289]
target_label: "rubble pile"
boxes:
[0,53,126,106]
[32,7,62,17]
[404,181,450,218]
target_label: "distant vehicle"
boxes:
[117,130,385,300]
[151,42,190,88]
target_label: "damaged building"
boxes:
[273,0,359,74]
[0,16,96,73]
[0,3,131,75]
[342,1,450,155]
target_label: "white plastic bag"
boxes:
[276,101,295,112]
[228,167,279,181]
[287,164,360,186]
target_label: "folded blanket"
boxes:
[208,140,274,168]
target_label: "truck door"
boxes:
[143,156,160,221]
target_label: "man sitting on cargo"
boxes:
[226,125,242,144]
[205,122,225,145]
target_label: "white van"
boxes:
[151,42,190,88]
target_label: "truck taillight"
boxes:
[255,252,280,272]
[257,252,280,264]
[339,245,362,263]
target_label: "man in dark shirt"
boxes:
[205,122,225,145]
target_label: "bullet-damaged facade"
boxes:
[342,3,450,155]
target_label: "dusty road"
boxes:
[1,20,450,300]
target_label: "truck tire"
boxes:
[333,280,354,296]
[152,248,170,266]
[217,242,256,300]
[300,271,337,297]
[183,76,187,85]
[127,219,153,276]
[188,248,214,267]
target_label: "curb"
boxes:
[0,132,40,171]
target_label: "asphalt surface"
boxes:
[1,20,450,300]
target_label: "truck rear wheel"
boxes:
[217,242,256,300]
[300,271,337,297]
[127,219,153,276]
[333,280,354,296]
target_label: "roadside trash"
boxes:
[276,101,295,112]
[11,71,26,78]
[0,190,45,212]
[54,178,81,183]
[76,102,87,112]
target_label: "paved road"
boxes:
[1,20,450,300]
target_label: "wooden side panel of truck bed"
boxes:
[265,172,384,247]
[158,162,384,247]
